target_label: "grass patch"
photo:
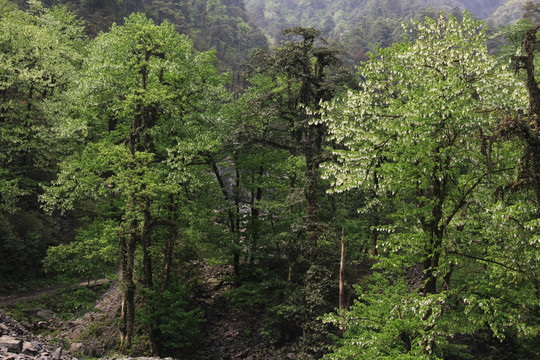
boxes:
[79,320,106,337]
[4,283,109,322]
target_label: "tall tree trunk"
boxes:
[141,200,157,355]
[161,225,175,293]
[119,218,137,353]
[118,232,128,351]
[369,218,379,256]
[423,237,442,295]
[249,165,264,263]
[141,198,153,289]
[210,159,241,278]
[233,164,241,277]
[339,226,345,310]
[370,170,380,256]
[422,146,448,295]
[515,25,540,214]
[304,124,324,262]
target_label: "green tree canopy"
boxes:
[0,0,86,282]
[42,12,226,351]
[0,0,85,213]
[321,12,533,358]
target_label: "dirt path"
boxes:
[0,279,110,307]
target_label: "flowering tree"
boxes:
[321,13,532,358]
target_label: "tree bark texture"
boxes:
[339,226,345,310]
[514,25,540,214]
[119,219,137,354]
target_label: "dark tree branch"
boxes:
[448,250,524,273]
[444,167,514,228]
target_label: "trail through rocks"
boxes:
[0,280,110,307]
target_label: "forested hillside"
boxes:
[493,0,534,23]
[10,0,268,68]
[0,0,539,359]
[244,0,528,64]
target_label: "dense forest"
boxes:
[0,0,539,359]
[8,0,268,69]
[244,0,528,52]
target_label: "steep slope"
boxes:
[492,0,530,23]
[458,0,508,18]
[11,0,268,69]
[17,263,293,359]
[244,0,526,45]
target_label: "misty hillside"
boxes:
[11,0,269,68]
[244,0,529,45]
[9,0,530,66]
[458,0,509,18]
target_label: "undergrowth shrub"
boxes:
[139,280,203,356]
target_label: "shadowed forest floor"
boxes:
[1,263,296,359]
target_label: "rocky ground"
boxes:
[185,262,296,360]
[0,308,76,360]
[0,262,299,360]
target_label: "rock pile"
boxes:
[100,357,174,360]
[0,309,76,360]
[0,307,173,360]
